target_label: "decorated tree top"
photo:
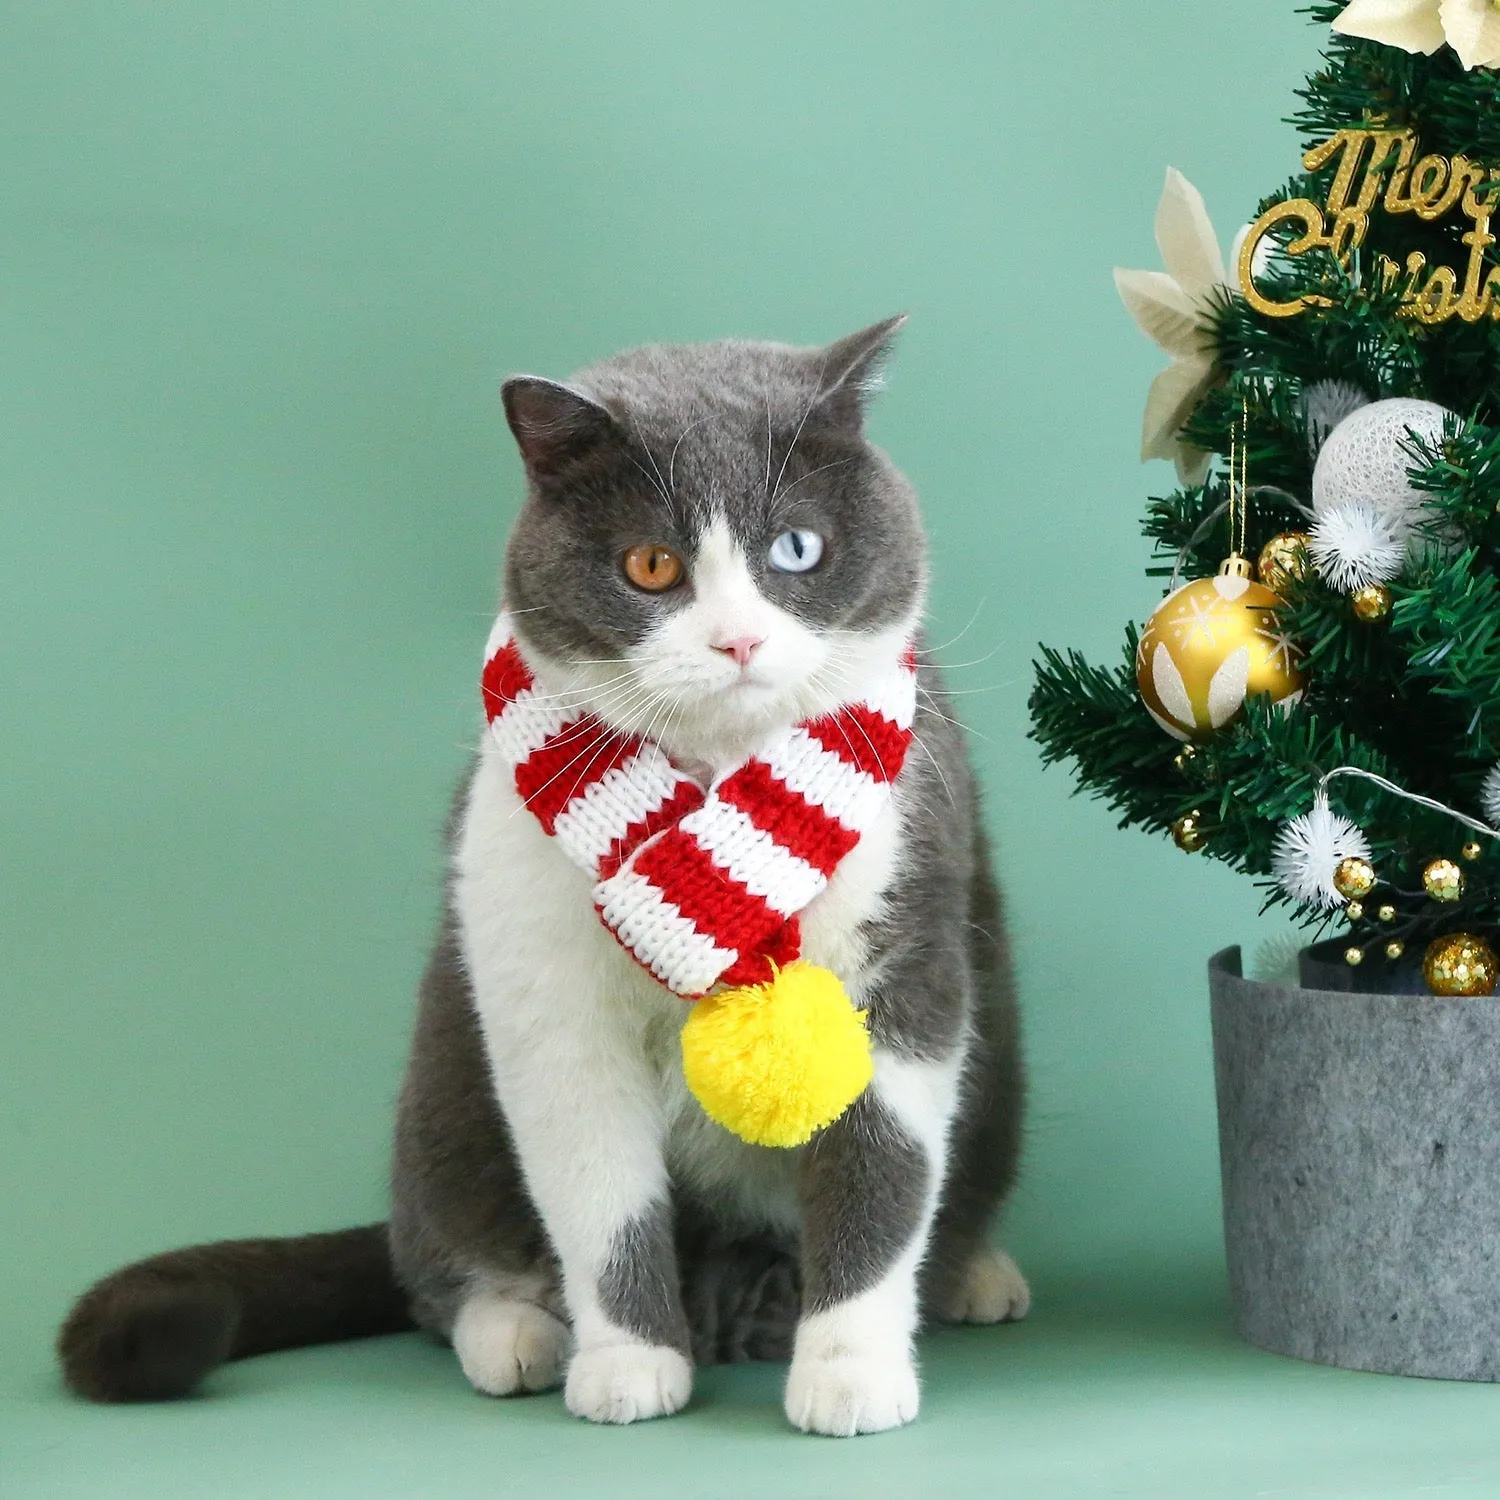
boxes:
[1028,1,1500,994]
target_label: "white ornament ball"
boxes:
[1311,398,1454,541]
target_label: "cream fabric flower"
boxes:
[1333,0,1500,70]
[1114,169,1234,487]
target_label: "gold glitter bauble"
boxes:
[1257,532,1312,593]
[1345,945,1364,966]
[1136,567,1304,742]
[1423,858,1464,903]
[1333,856,1377,900]
[1377,903,1397,923]
[1171,811,1206,852]
[1346,900,1365,921]
[1386,940,1406,961]
[1463,840,1484,862]
[1423,933,1499,996]
[1351,583,1393,621]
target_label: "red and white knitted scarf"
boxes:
[481,613,917,999]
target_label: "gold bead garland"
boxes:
[1172,811,1206,852]
[1351,583,1393,621]
[1257,531,1312,592]
[1423,858,1464,902]
[1333,856,1377,900]
[1423,934,1499,996]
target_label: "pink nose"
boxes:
[712,635,764,668]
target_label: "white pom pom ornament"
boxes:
[1272,791,1373,910]
[1311,398,1454,561]
[1309,500,1405,592]
[1482,764,1500,829]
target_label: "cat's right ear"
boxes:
[501,377,618,478]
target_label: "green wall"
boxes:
[1,2,1318,1383]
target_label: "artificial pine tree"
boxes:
[1029,1,1500,993]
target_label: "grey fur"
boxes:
[390,321,1023,1366]
[597,1209,690,1355]
[799,1091,930,1312]
[500,317,924,663]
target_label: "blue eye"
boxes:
[768,529,824,573]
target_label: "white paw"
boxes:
[564,1343,692,1425]
[784,1348,920,1437]
[453,1295,571,1395]
[940,1247,1031,1325]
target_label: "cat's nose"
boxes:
[711,635,764,668]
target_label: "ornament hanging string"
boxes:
[1228,397,1249,564]
[1167,486,1314,591]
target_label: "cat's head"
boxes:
[500,318,925,761]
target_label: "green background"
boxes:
[7,4,1500,1495]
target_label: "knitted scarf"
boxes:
[481,612,917,999]
[478,612,921,1147]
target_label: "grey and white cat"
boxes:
[59,318,1026,1437]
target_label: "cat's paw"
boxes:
[939,1247,1031,1325]
[564,1343,692,1425]
[452,1295,570,1395]
[784,1348,920,1437]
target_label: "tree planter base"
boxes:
[1209,946,1500,1381]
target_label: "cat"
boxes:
[58,317,1027,1437]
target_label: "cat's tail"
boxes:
[57,1224,413,1402]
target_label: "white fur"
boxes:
[565,1343,693,1425]
[940,1247,1031,1325]
[455,521,949,1430]
[453,1288,571,1395]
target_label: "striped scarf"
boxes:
[481,613,917,1000]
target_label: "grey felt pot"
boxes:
[1209,945,1500,1381]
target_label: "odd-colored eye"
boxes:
[768,529,824,574]
[623,543,684,592]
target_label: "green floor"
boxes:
[9,1275,1500,1500]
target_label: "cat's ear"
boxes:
[502,376,619,477]
[811,314,908,430]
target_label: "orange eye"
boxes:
[623,543,683,592]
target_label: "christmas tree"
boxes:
[1028,1,1500,994]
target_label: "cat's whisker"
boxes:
[918,599,989,658]
[767,459,855,523]
[669,414,714,500]
[627,414,677,522]
[769,353,829,508]
[908,730,957,808]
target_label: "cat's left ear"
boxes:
[812,314,908,430]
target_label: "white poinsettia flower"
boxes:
[1114,169,1237,487]
[1333,0,1500,71]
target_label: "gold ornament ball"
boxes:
[1345,945,1364,967]
[1462,840,1484,862]
[1171,811,1206,852]
[1346,900,1365,922]
[1377,903,1398,923]
[1423,858,1464,903]
[1136,569,1304,742]
[1423,933,1499,996]
[1386,939,1406,961]
[1257,532,1312,593]
[1333,856,1377,900]
[1351,583,1393,622]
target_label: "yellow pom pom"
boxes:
[680,961,873,1148]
